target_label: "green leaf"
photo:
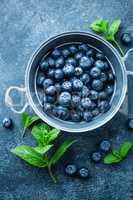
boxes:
[105,19,121,41]
[112,150,121,158]
[119,141,132,158]
[47,129,60,144]
[34,145,53,154]
[50,139,77,165]
[21,113,40,137]
[11,145,47,167]
[90,18,109,33]
[104,153,122,164]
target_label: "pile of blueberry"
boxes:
[36,43,115,122]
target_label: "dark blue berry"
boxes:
[58,92,71,107]
[92,108,99,117]
[78,43,89,52]
[127,118,133,130]
[36,74,45,86]
[2,118,12,128]
[51,49,61,59]
[63,64,75,76]
[55,83,61,93]
[62,81,72,92]
[66,58,77,67]
[80,73,91,85]
[74,52,84,61]
[81,86,90,97]
[54,69,64,80]
[47,69,55,78]
[81,97,92,109]
[86,49,95,57]
[92,79,104,91]
[83,111,93,122]
[69,45,78,54]
[90,101,96,110]
[71,111,81,122]
[47,95,56,104]
[62,48,71,58]
[99,139,111,152]
[74,67,83,76]
[43,79,53,89]
[100,72,108,82]
[104,62,109,70]
[108,72,114,83]
[105,85,114,96]
[65,164,77,176]
[42,93,47,104]
[90,67,101,78]
[55,57,64,68]
[53,106,69,120]
[43,103,52,114]
[121,33,132,45]
[72,79,83,91]
[99,91,108,100]
[89,90,98,100]
[91,152,102,163]
[79,56,93,69]
[95,60,105,70]
[78,167,89,179]
[98,101,110,113]
[45,86,57,96]
[96,52,105,60]
[39,60,49,71]
[47,57,55,68]
[71,95,81,107]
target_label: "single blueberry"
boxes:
[74,67,83,76]
[92,79,104,91]
[74,52,84,61]
[80,73,91,85]
[89,90,98,100]
[105,85,114,96]
[69,45,78,54]
[121,33,132,45]
[36,74,45,86]
[47,57,55,68]
[90,101,96,110]
[55,56,64,68]
[127,118,133,130]
[51,49,61,59]
[58,92,71,107]
[95,60,105,70]
[86,49,95,57]
[55,83,62,93]
[104,62,109,70]
[108,72,115,83]
[79,56,93,69]
[92,108,100,117]
[71,111,81,122]
[81,97,92,109]
[81,86,90,97]
[47,69,55,78]
[63,64,75,76]
[47,95,56,104]
[83,111,93,122]
[91,152,102,163]
[71,95,81,107]
[62,48,71,58]
[78,43,89,52]
[98,100,110,113]
[77,167,89,179]
[66,57,77,67]
[64,164,77,176]
[43,79,53,89]
[100,72,108,82]
[62,81,72,92]
[54,69,64,80]
[39,60,49,71]
[45,86,57,96]
[99,139,111,152]
[43,103,52,114]
[2,118,12,129]
[99,91,108,100]
[72,79,83,91]
[96,52,105,60]
[53,106,69,120]
[90,67,101,78]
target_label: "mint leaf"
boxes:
[119,141,132,158]
[34,145,53,154]
[104,153,122,164]
[112,150,121,158]
[105,19,121,41]
[21,113,40,137]
[50,139,77,165]
[11,145,47,167]
[47,129,60,144]
[90,18,109,33]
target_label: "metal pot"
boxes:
[5,32,133,132]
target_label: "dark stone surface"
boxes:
[0,0,133,199]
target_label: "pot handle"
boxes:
[5,86,29,114]
[123,48,133,76]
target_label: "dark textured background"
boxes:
[0,0,133,199]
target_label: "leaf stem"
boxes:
[113,39,125,57]
[47,165,57,183]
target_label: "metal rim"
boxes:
[25,31,127,132]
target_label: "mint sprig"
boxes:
[11,121,76,183]
[104,141,132,164]
[90,18,124,56]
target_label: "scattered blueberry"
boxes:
[53,106,69,120]
[92,108,99,117]
[55,83,61,93]
[36,74,45,86]
[43,79,53,89]
[65,164,77,176]
[71,111,81,122]
[81,86,90,97]
[69,45,78,54]
[71,95,81,107]
[63,64,75,76]
[62,48,71,58]
[100,72,108,82]
[81,97,92,109]
[43,103,52,113]
[89,90,98,100]
[72,79,83,91]
[55,57,64,68]
[78,43,89,52]
[127,118,133,130]
[105,85,114,96]
[62,81,72,92]
[86,49,95,57]
[80,73,91,85]
[47,95,56,104]
[47,57,55,68]
[66,57,77,67]
[2,118,12,129]
[92,79,104,91]
[99,91,108,100]
[91,152,102,163]
[95,60,105,70]
[77,167,89,179]
[47,69,55,78]
[45,86,57,96]
[96,52,105,60]
[79,56,93,69]
[58,92,71,107]
[90,67,101,78]
[54,69,64,80]
[108,72,114,83]
[121,33,132,46]
[98,101,110,113]
[39,60,49,71]
[83,111,93,122]
[99,139,111,152]
[74,52,84,61]
[51,49,61,59]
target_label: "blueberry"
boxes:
[79,56,93,69]
[105,85,114,96]
[92,108,99,117]
[90,101,96,110]
[69,45,78,54]
[104,62,109,70]
[86,49,95,57]
[98,101,110,113]
[42,93,47,104]
[89,90,98,100]
[127,118,133,130]
[53,106,69,120]
[63,64,75,76]
[90,152,102,163]
[65,164,77,176]
[80,73,91,85]
[96,52,105,60]
[74,52,84,61]
[36,74,45,86]
[81,97,92,109]
[47,95,56,104]
[81,86,90,97]
[99,91,108,100]
[121,33,132,45]
[54,69,64,80]
[62,81,72,92]
[58,92,71,106]
[95,60,105,70]
[43,103,52,114]
[77,167,89,179]
[71,111,81,122]
[92,79,104,91]
[55,83,61,93]
[90,67,101,78]
[47,57,55,68]
[108,72,115,83]
[66,58,77,67]
[83,111,93,122]
[74,67,83,76]
[72,79,83,91]
[55,56,64,68]
[47,69,55,78]
[39,60,49,71]
[78,43,89,52]
[71,95,81,107]
[100,72,108,82]
[43,79,53,89]
[62,48,71,58]
[51,49,61,59]
[2,118,12,128]
[99,139,111,152]
[45,86,57,96]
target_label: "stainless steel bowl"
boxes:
[5,32,133,132]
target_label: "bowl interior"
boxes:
[26,32,127,132]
